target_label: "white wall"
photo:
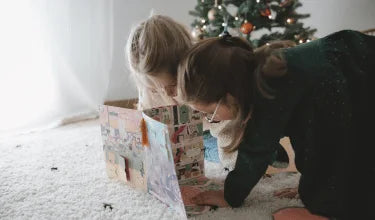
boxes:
[107,0,375,101]
[299,0,375,37]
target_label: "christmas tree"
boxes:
[189,0,317,47]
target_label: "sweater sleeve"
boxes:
[223,116,280,207]
[223,75,304,207]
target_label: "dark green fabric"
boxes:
[223,30,374,218]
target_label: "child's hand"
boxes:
[273,187,299,199]
[273,207,329,220]
[191,190,229,207]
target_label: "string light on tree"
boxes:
[287,18,295,24]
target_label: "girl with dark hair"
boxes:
[177,30,374,219]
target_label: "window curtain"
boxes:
[0,0,113,133]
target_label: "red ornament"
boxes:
[240,21,253,34]
[260,8,271,17]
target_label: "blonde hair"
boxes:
[178,36,294,152]
[126,15,192,89]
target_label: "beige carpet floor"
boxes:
[0,119,303,220]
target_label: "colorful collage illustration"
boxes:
[100,104,224,219]
[100,105,147,190]
[144,105,205,182]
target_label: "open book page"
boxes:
[144,105,223,217]
[99,105,147,190]
[143,105,204,181]
[100,104,224,218]
[142,113,186,219]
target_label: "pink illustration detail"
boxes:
[171,125,186,144]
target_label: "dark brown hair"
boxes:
[178,36,294,152]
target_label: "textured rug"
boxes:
[0,119,302,220]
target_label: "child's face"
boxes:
[190,98,236,122]
[149,72,177,97]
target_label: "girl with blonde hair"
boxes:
[126,14,192,109]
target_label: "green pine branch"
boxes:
[189,0,317,47]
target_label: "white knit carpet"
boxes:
[0,119,303,220]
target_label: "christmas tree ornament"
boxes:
[208,0,219,21]
[260,8,271,17]
[191,27,203,40]
[240,21,253,34]
[208,8,218,21]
